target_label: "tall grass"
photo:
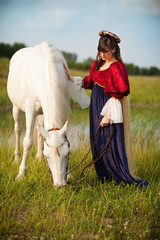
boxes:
[69,69,160,106]
[0,145,160,240]
[0,106,160,240]
[1,59,160,108]
[0,60,160,239]
[129,76,160,105]
[0,57,11,107]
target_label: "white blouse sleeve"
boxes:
[68,76,90,109]
[72,76,83,89]
[100,97,123,124]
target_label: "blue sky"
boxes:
[0,0,160,68]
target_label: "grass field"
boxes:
[0,58,160,240]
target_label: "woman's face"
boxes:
[99,47,115,62]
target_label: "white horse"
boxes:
[7,42,72,187]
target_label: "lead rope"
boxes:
[66,125,101,176]
[69,124,114,185]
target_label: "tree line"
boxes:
[0,42,26,59]
[0,42,160,76]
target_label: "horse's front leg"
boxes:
[36,114,44,161]
[16,105,37,180]
[13,105,22,162]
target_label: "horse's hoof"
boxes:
[15,174,24,181]
[36,154,43,161]
[14,155,20,163]
[15,170,26,181]
[67,173,73,180]
[53,183,67,189]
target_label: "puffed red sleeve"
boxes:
[104,62,130,99]
[83,61,96,90]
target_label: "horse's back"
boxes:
[7,42,51,110]
[7,41,69,122]
[8,43,47,84]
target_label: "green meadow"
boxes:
[0,58,160,240]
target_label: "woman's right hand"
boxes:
[63,63,73,81]
[100,116,110,127]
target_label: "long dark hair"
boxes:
[96,36,122,70]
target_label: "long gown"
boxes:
[83,61,148,187]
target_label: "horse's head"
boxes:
[37,121,70,187]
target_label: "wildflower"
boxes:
[106,224,112,229]
[94,234,99,239]
[93,208,96,211]
[124,221,128,230]
[124,221,128,226]
[111,210,114,214]
[40,237,45,240]
[103,206,106,208]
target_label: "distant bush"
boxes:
[0,42,160,75]
[0,57,9,80]
[0,42,26,58]
[125,63,160,76]
[68,61,160,75]
[67,61,91,71]
[62,51,77,62]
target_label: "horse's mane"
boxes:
[41,42,70,128]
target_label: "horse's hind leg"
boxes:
[16,106,36,180]
[13,105,22,162]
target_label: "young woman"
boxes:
[64,30,148,187]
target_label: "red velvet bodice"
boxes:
[83,61,130,99]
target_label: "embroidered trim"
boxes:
[99,30,121,43]
[94,82,105,88]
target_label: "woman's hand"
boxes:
[100,116,110,127]
[63,63,73,81]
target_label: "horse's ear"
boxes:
[59,121,68,136]
[37,123,49,139]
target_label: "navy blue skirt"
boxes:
[90,84,148,187]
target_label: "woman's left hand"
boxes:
[100,116,110,127]
[63,63,73,81]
